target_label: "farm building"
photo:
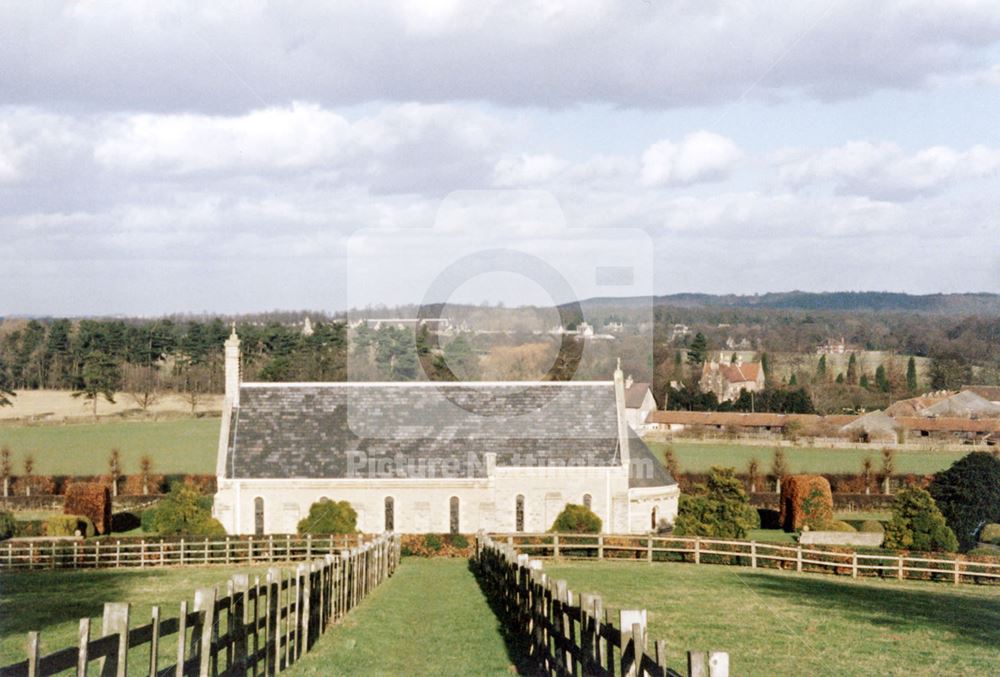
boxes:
[212,329,678,536]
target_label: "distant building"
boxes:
[699,354,765,403]
[817,337,847,355]
[623,376,656,430]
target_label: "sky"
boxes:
[2,1,1000,316]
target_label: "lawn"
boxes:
[0,564,280,668]
[649,440,969,475]
[0,418,218,475]
[287,558,518,676]
[544,560,1000,676]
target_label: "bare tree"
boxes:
[1,445,11,497]
[179,364,212,415]
[880,447,896,494]
[860,456,874,495]
[22,454,34,497]
[139,454,153,495]
[108,448,121,498]
[662,444,680,480]
[125,364,161,412]
[746,457,760,493]
[771,447,788,492]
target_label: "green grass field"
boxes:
[287,558,518,676]
[544,560,1000,676]
[649,440,969,476]
[0,564,280,667]
[0,418,218,475]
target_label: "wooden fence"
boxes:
[0,534,380,571]
[492,533,1000,586]
[475,534,728,677]
[0,533,401,677]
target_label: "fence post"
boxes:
[77,617,90,677]
[688,651,708,677]
[709,651,730,677]
[140,539,145,568]
[176,600,188,677]
[193,588,216,677]
[897,555,904,580]
[647,535,653,562]
[74,541,79,569]
[954,557,961,585]
[620,610,646,677]
[115,541,121,568]
[751,542,757,569]
[180,538,185,566]
[851,553,858,579]
[694,537,701,565]
[553,534,560,558]
[796,545,803,573]
[598,534,604,560]
[266,568,280,676]
[307,534,313,559]
[26,631,39,677]
[149,606,160,677]
[101,602,130,677]
[232,574,250,675]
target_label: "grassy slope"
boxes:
[545,560,1000,676]
[0,418,218,475]
[287,558,516,677]
[649,441,968,475]
[0,565,279,666]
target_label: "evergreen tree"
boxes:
[875,364,889,392]
[760,352,771,379]
[883,487,958,552]
[906,356,918,392]
[673,466,759,539]
[686,332,708,367]
[72,351,121,419]
[789,373,798,386]
[835,372,844,384]
[816,355,827,381]
[860,374,870,389]
[0,354,14,407]
[929,452,1000,551]
[846,352,858,385]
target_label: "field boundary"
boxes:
[475,533,728,676]
[0,533,400,677]
[492,533,1000,586]
[0,534,379,571]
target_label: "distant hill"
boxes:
[580,291,1000,316]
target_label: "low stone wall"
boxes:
[0,494,165,513]
[799,531,884,547]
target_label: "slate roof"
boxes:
[225,382,674,487]
[628,431,676,488]
[624,382,653,408]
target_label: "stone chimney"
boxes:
[613,358,631,468]
[225,324,241,408]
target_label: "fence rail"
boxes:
[492,533,1000,586]
[0,534,380,571]
[0,533,401,677]
[475,533,727,677]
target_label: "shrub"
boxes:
[447,533,470,549]
[147,483,225,536]
[297,499,357,535]
[424,533,443,552]
[860,520,885,533]
[929,451,1000,551]
[14,520,45,537]
[968,545,1000,558]
[674,466,759,539]
[980,523,1000,545]
[140,508,160,533]
[883,487,958,553]
[46,515,95,537]
[550,504,602,534]
[820,520,856,532]
[780,475,833,531]
[64,483,111,535]
[0,511,15,540]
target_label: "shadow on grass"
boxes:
[0,569,165,638]
[467,560,540,676]
[745,570,1000,647]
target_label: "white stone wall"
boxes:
[213,463,656,535]
[627,485,681,533]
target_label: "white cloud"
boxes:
[640,132,742,187]
[492,153,569,186]
[777,141,1000,199]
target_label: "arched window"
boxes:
[651,507,658,531]
[515,495,525,532]
[583,494,592,510]
[449,497,460,534]
[254,497,264,536]
[384,496,395,532]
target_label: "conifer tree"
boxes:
[906,356,918,392]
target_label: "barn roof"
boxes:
[224,382,673,485]
[624,382,653,408]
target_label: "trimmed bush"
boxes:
[297,499,357,535]
[14,520,45,537]
[0,511,15,540]
[140,508,160,533]
[424,533,443,552]
[46,515,93,537]
[675,466,759,539]
[447,533,470,549]
[780,475,834,532]
[64,483,112,535]
[820,520,856,532]
[980,523,1000,545]
[145,483,225,536]
[550,504,602,534]
[860,520,885,533]
[883,487,958,553]
[929,451,1000,551]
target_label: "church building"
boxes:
[212,328,678,535]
